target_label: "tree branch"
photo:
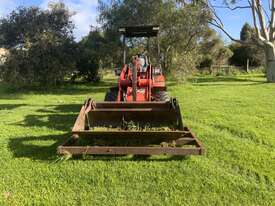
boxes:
[182,32,198,51]
[255,0,269,40]
[207,1,224,27]
[208,0,274,47]
[208,21,242,43]
[250,0,266,41]
[211,5,251,10]
[250,0,274,47]
[270,0,275,40]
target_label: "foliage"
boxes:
[0,48,9,65]
[229,23,265,68]
[0,3,76,86]
[97,0,164,67]
[161,2,211,75]
[75,46,100,83]
[211,1,275,82]
[74,28,106,83]
[170,50,199,82]
[199,29,233,69]
[97,0,211,77]
[240,22,254,41]
[0,74,274,205]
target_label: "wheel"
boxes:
[104,87,118,101]
[154,90,170,102]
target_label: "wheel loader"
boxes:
[58,25,204,156]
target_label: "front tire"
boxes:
[154,90,170,102]
[104,87,118,101]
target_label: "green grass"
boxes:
[0,73,274,205]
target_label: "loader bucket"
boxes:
[58,98,204,156]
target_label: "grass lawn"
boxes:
[0,73,274,205]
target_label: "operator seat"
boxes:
[138,54,149,72]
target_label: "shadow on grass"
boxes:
[191,76,265,85]
[16,113,77,131]
[19,85,109,95]
[0,80,115,99]
[195,82,266,87]
[5,83,190,162]
[11,104,82,132]
[9,133,191,162]
[166,81,178,87]
[36,104,82,114]
[0,104,27,110]
[13,104,84,131]
[77,155,191,162]
[8,133,68,161]
[163,75,266,88]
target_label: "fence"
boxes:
[210,65,234,75]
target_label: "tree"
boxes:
[159,1,211,74]
[229,23,265,67]
[199,29,233,69]
[98,0,211,79]
[75,28,105,82]
[97,0,163,67]
[240,22,254,41]
[0,3,76,86]
[208,0,275,82]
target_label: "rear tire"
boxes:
[104,87,118,101]
[154,90,170,102]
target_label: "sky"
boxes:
[0,0,256,42]
[212,0,253,43]
[0,0,99,41]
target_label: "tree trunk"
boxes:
[246,59,249,73]
[265,45,275,83]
